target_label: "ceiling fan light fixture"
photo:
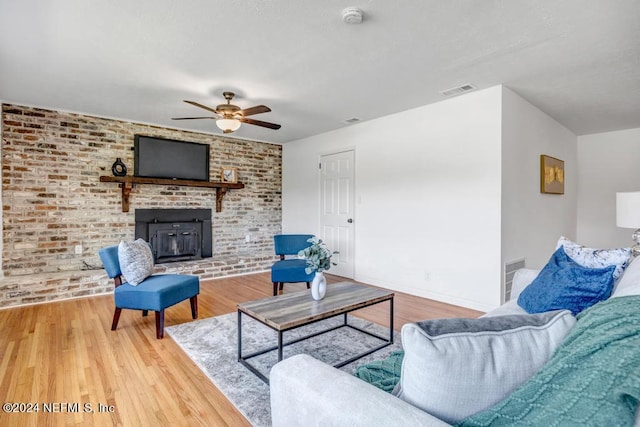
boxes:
[174,92,280,131]
[216,118,241,133]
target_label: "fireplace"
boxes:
[135,209,212,264]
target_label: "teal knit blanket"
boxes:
[459,295,640,427]
[354,350,404,393]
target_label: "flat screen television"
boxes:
[134,135,210,181]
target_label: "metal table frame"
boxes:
[237,296,394,384]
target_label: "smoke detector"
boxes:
[342,7,364,24]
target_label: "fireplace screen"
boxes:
[134,209,212,264]
[150,223,201,263]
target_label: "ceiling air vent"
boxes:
[342,117,361,124]
[440,83,477,97]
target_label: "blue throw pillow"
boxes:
[517,246,615,315]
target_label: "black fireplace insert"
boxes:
[135,209,212,263]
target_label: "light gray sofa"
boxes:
[270,261,640,426]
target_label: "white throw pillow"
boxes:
[612,255,640,298]
[556,236,631,280]
[510,268,541,301]
[396,310,576,424]
[118,238,154,286]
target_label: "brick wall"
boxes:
[1,104,282,307]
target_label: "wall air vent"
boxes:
[440,83,477,97]
[342,117,361,124]
[503,257,526,303]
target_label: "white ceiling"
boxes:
[1,1,639,144]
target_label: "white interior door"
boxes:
[319,150,355,278]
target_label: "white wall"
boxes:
[501,88,578,277]
[283,87,503,311]
[577,128,640,248]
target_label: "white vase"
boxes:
[311,272,327,300]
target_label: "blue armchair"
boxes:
[98,245,200,339]
[271,234,315,296]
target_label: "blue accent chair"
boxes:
[271,234,315,296]
[98,245,200,339]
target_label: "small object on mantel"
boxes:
[111,158,127,176]
[99,176,244,213]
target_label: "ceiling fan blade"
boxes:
[171,116,215,120]
[239,105,271,117]
[240,117,281,130]
[184,100,219,114]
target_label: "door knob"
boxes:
[347,218,353,223]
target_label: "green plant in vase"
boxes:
[298,237,338,300]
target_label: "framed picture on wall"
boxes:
[540,155,564,194]
[221,167,238,183]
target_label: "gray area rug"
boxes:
[166,312,403,426]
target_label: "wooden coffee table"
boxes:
[237,281,394,383]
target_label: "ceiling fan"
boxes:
[172,91,281,134]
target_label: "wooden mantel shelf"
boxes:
[99,176,244,213]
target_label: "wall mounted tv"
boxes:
[134,135,210,181]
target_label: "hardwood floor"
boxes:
[0,272,482,426]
